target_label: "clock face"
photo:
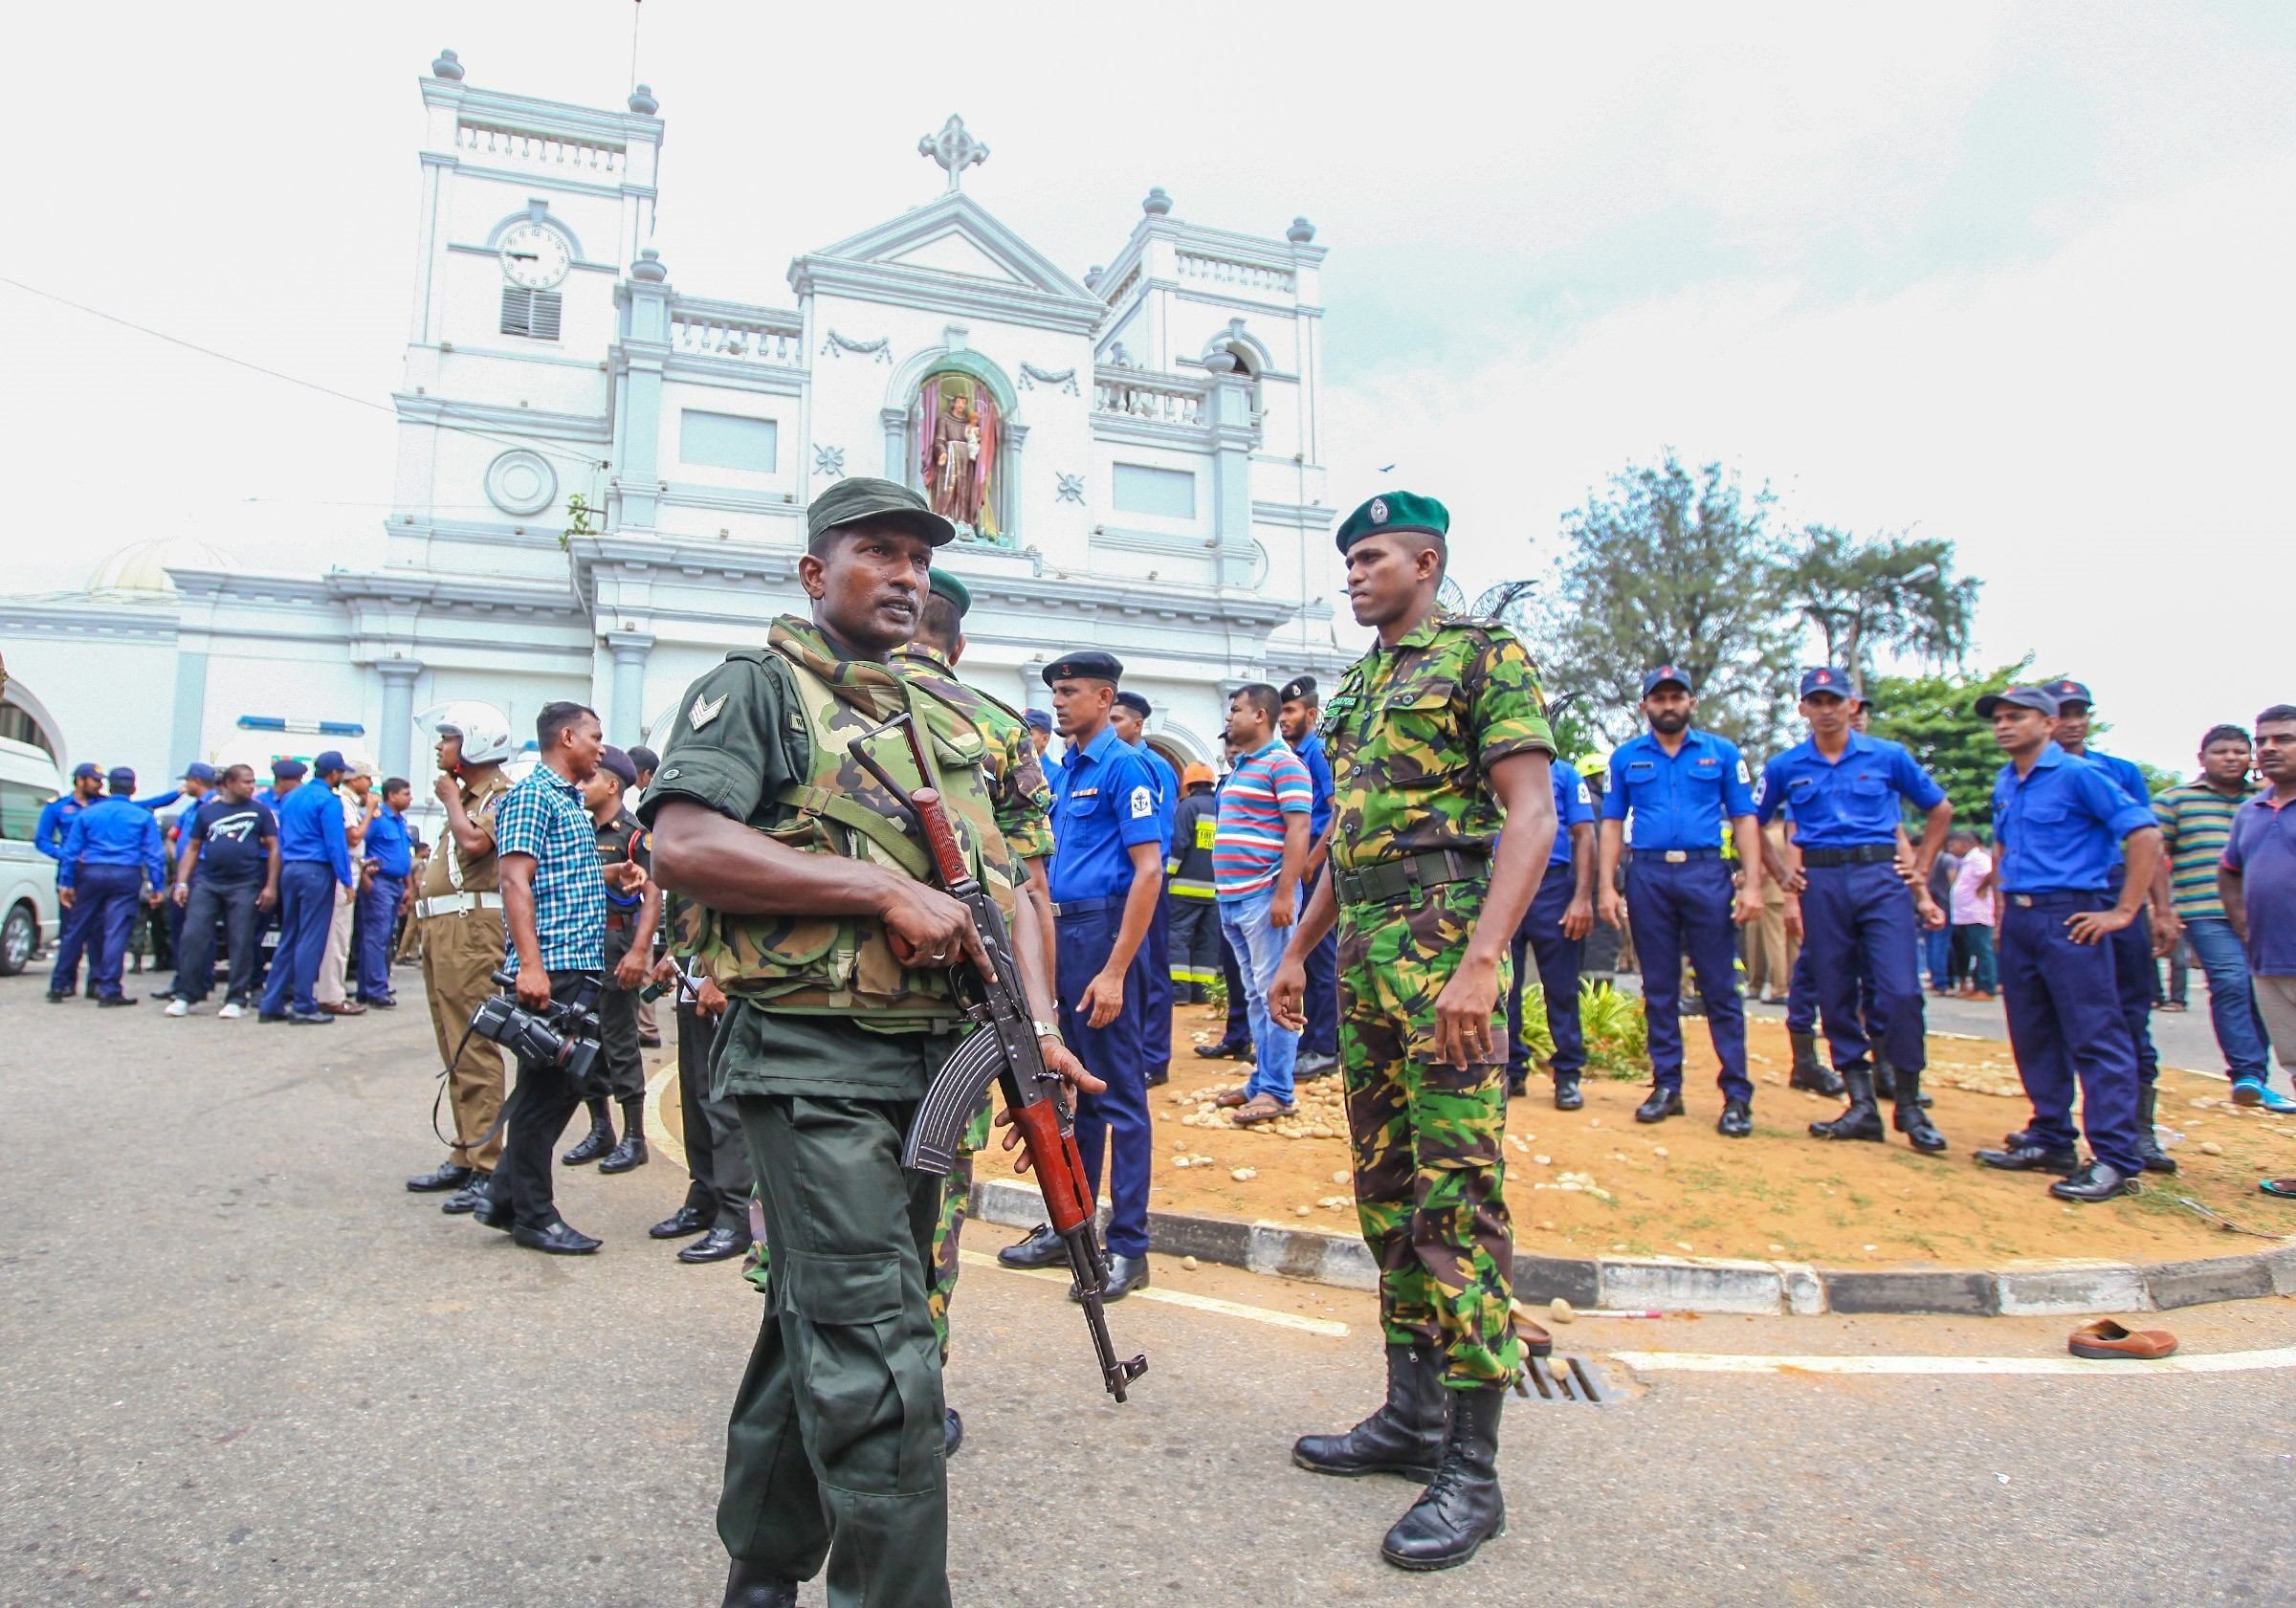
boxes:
[498,224,571,290]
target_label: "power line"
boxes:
[0,272,611,474]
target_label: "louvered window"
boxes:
[500,287,563,341]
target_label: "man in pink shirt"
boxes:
[1948,829,1997,998]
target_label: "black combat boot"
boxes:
[1380,1385,1508,1572]
[2134,1085,2177,1174]
[1788,1031,1844,1097]
[1552,1070,1583,1111]
[600,1096,649,1173]
[720,1557,798,1608]
[561,1100,616,1165]
[1293,1344,1450,1482]
[1891,1068,1947,1153]
[1871,1048,1897,1102]
[1809,1066,1885,1142]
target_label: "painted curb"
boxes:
[969,1178,2296,1318]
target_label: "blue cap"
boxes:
[596,745,638,789]
[1642,664,1692,697]
[2044,678,2093,708]
[71,761,101,782]
[107,766,137,790]
[1115,690,1152,717]
[1799,667,1851,699]
[1023,708,1052,733]
[1044,650,1123,687]
[1975,686,2061,720]
[313,749,347,775]
[272,759,308,782]
[183,761,217,783]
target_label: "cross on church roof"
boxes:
[918,114,989,191]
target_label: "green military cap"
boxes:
[927,567,972,617]
[1334,490,1449,555]
[806,475,956,548]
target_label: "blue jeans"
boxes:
[260,862,340,1016]
[1219,885,1298,1105]
[1950,923,1997,994]
[2181,915,2270,1081]
[357,872,405,1001]
[1925,925,1954,991]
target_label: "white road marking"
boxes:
[645,1065,685,1172]
[959,1249,1350,1337]
[1609,1344,2296,1377]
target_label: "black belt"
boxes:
[1800,845,1899,868]
[1050,894,1127,919]
[1332,848,1488,908]
[2005,889,2108,907]
[1635,848,1723,863]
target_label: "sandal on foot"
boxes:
[1232,1094,1295,1125]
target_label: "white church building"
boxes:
[1,49,1352,788]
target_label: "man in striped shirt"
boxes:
[1213,683,1314,1124]
[2155,723,2274,1099]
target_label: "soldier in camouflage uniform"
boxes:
[644,478,1093,1608]
[1271,490,1557,1575]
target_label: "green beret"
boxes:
[927,567,971,618]
[1335,490,1449,555]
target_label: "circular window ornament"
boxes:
[485,450,558,517]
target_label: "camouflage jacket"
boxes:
[1318,609,1556,872]
[891,642,1054,869]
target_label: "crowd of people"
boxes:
[28,474,2296,1606]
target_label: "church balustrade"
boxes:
[1176,252,1294,294]
[455,120,627,174]
[669,306,805,366]
[1092,367,1208,427]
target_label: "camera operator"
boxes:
[559,745,659,1174]
[472,702,629,1256]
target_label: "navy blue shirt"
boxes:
[1049,727,1163,902]
[1602,728,1757,850]
[276,781,353,886]
[364,805,413,879]
[1756,733,1947,847]
[1552,765,1595,868]
[57,797,166,891]
[186,797,277,886]
[1991,742,2156,892]
[33,795,88,863]
[1292,729,1336,841]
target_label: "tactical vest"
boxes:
[682,620,1017,1033]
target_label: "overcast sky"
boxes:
[6,1,2290,770]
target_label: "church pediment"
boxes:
[789,191,1105,335]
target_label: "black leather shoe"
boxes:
[1380,1385,1507,1571]
[650,1200,712,1240]
[1634,1086,1684,1124]
[598,1134,650,1174]
[1194,1040,1252,1060]
[1504,1074,1528,1099]
[638,1034,663,1049]
[943,1406,964,1459]
[257,1010,290,1023]
[998,1224,1068,1269]
[1071,1252,1149,1302]
[1294,1344,1450,1482]
[407,1162,474,1194]
[2051,1160,2140,1202]
[472,1191,518,1232]
[1717,1098,1753,1138]
[45,989,70,1002]
[288,1008,332,1025]
[678,1226,747,1264]
[1975,1142,2081,1174]
[514,1217,602,1254]
[1553,1073,1583,1111]
[98,995,139,1008]
[442,1174,492,1214]
[721,1557,799,1608]
[1809,1066,1885,1142]
[561,1119,615,1166]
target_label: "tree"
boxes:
[1864,659,2047,826]
[1783,526,1980,688]
[1531,454,1800,755]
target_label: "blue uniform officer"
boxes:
[1280,675,1342,1077]
[1598,666,1765,1134]
[1112,690,1180,1087]
[40,761,108,1000]
[997,650,1163,1302]
[1510,758,1597,1107]
[358,778,415,1005]
[1970,686,2163,1200]
[55,767,167,1004]
[1758,668,1954,1152]
[259,750,354,1024]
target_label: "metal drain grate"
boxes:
[1519,1355,1608,1404]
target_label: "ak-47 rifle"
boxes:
[848,712,1148,1403]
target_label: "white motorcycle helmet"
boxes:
[418,701,515,766]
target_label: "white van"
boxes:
[0,738,62,974]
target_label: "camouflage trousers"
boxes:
[1337,880,1523,1389]
[746,1098,993,1368]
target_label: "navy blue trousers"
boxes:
[1219,926,1248,1047]
[1999,894,2145,1176]
[1141,894,1172,1081]
[1301,865,1340,1060]
[2103,868,2160,1087]
[259,862,338,1017]
[72,866,146,1000]
[1786,940,1876,1037]
[48,870,100,994]
[1625,856,1750,1099]
[1054,905,1154,1258]
[1508,869,1586,1078]
[1801,861,1927,1074]
[357,873,405,1001]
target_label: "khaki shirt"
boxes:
[420,771,509,901]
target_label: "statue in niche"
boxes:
[918,375,999,539]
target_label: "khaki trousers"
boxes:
[314,885,356,1005]
[1749,899,1794,998]
[421,910,508,1171]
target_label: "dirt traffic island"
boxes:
[1145,1005,2296,1268]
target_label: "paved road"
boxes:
[4,967,2291,1607]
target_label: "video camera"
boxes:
[470,969,606,1094]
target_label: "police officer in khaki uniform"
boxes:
[404,703,516,1214]
[645,477,1095,1608]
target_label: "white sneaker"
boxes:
[165,998,191,1018]
[216,1002,245,1020]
